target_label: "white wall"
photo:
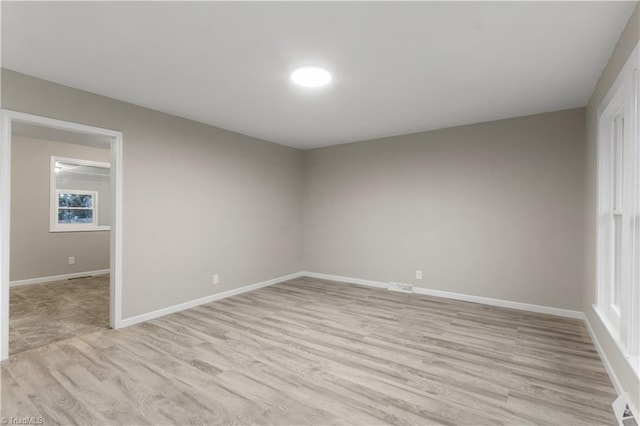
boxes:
[303,108,586,311]
[10,136,110,281]
[2,69,304,318]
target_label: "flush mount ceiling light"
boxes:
[291,66,332,88]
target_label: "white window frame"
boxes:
[596,42,640,373]
[598,98,625,332]
[55,189,99,228]
[50,156,111,232]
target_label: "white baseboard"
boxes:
[10,269,110,287]
[412,286,584,319]
[301,271,583,319]
[120,271,305,328]
[302,271,388,289]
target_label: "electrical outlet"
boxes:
[213,274,219,285]
[416,270,422,280]
[68,256,75,265]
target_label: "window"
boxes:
[50,156,111,232]
[56,190,97,225]
[596,43,640,372]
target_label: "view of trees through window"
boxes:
[57,192,95,224]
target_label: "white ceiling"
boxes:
[2,2,636,149]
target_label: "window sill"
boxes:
[50,226,111,233]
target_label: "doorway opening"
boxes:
[0,111,123,360]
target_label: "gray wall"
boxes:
[10,136,110,281]
[303,108,586,311]
[584,2,639,410]
[2,69,304,319]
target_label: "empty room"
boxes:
[0,1,639,425]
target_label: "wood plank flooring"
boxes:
[1,277,616,425]
[9,275,109,354]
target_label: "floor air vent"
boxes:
[388,282,413,293]
[613,395,637,426]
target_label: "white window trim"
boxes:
[598,97,624,333]
[50,156,111,232]
[55,189,99,229]
[596,41,640,375]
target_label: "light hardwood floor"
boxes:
[9,275,109,354]
[1,277,616,425]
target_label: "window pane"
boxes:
[613,117,624,210]
[612,214,622,310]
[58,193,93,208]
[58,209,94,224]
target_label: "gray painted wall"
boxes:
[10,136,110,281]
[3,69,588,314]
[2,69,304,318]
[303,108,586,311]
[584,2,639,410]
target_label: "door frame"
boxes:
[0,110,124,360]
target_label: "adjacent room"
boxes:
[0,1,639,425]
[8,123,112,354]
